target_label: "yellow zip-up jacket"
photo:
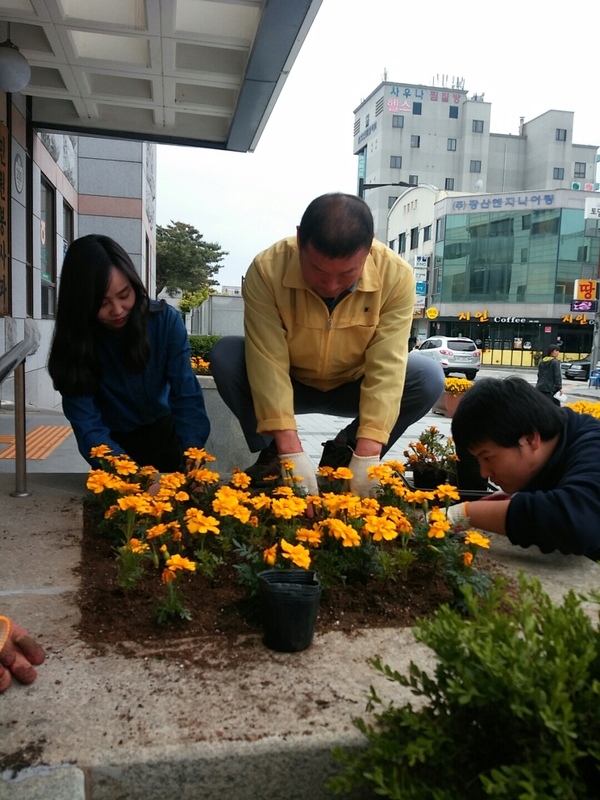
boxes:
[243,237,415,445]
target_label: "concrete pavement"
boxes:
[1,366,600,799]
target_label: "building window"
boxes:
[408,174,418,185]
[390,155,402,169]
[410,135,420,148]
[522,214,531,230]
[423,225,432,242]
[410,227,419,249]
[62,201,74,246]
[447,138,457,151]
[388,238,396,251]
[472,119,484,133]
[388,195,398,209]
[392,115,404,128]
[413,102,422,115]
[40,175,56,318]
[553,167,564,180]
[574,162,586,179]
[435,217,445,241]
[449,105,459,119]
[444,177,455,190]
[521,247,528,263]
[470,160,482,173]
[398,232,406,253]
[365,114,370,128]
[556,128,567,141]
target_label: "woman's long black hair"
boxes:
[48,234,153,395]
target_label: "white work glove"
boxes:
[279,451,319,496]
[348,453,380,498]
[444,502,471,527]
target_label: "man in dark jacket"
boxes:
[536,344,562,406]
[447,376,600,561]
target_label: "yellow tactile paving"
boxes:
[0,425,72,459]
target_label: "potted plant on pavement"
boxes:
[403,426,458,489]
[432,376,473,418]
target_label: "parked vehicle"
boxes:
[416,336,481,379]
[564,356,592,381]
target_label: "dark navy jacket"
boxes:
[506,408,600,560]
[62,302,210,466]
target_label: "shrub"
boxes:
[188,334,221,360]
[329,576,600,799]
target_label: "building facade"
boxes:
[354,80,598,244]
[388,185,600,363]
[1,93,156,410]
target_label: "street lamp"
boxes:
[358,177,414,199]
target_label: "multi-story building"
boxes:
[387,184,600,364]
[354,80,598,244]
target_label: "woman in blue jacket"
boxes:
[48,234,210,471]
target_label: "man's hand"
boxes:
[348,453,380,498]
[279,451,319,496]
[0,616,46,693]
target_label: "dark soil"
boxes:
[76,504,509,665]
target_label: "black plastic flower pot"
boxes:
[257,569,322,653]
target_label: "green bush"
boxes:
[188,334,221,360]
[329,576,600,799]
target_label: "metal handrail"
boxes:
[0,337,36,496]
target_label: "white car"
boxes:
[416,336,481,380]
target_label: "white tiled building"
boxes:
[354,80,598,243]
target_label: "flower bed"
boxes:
[81,444,493,641]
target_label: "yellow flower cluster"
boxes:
[566,400,600,420]
[444,377,473,395]
[190,356,210,375]
[85,443,491,605]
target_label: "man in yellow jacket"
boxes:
[210,193,444,496]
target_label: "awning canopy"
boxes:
[1,0,322,151]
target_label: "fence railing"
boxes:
[0,337,36,496]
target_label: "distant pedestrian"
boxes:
[536,344,562,406]
[408,336,418,352]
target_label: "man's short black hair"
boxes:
[451,376,566,450]
[297,193,374,258]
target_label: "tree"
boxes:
[178,288,211,314]
[155,221,227,297]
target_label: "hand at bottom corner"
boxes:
[0,616,46,693]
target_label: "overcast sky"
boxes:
[156,0,597,288]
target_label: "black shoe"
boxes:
[319,439,353,470]
[243,440,282,488]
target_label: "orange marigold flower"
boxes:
[462,551,474,567]
[263,544,278,565]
